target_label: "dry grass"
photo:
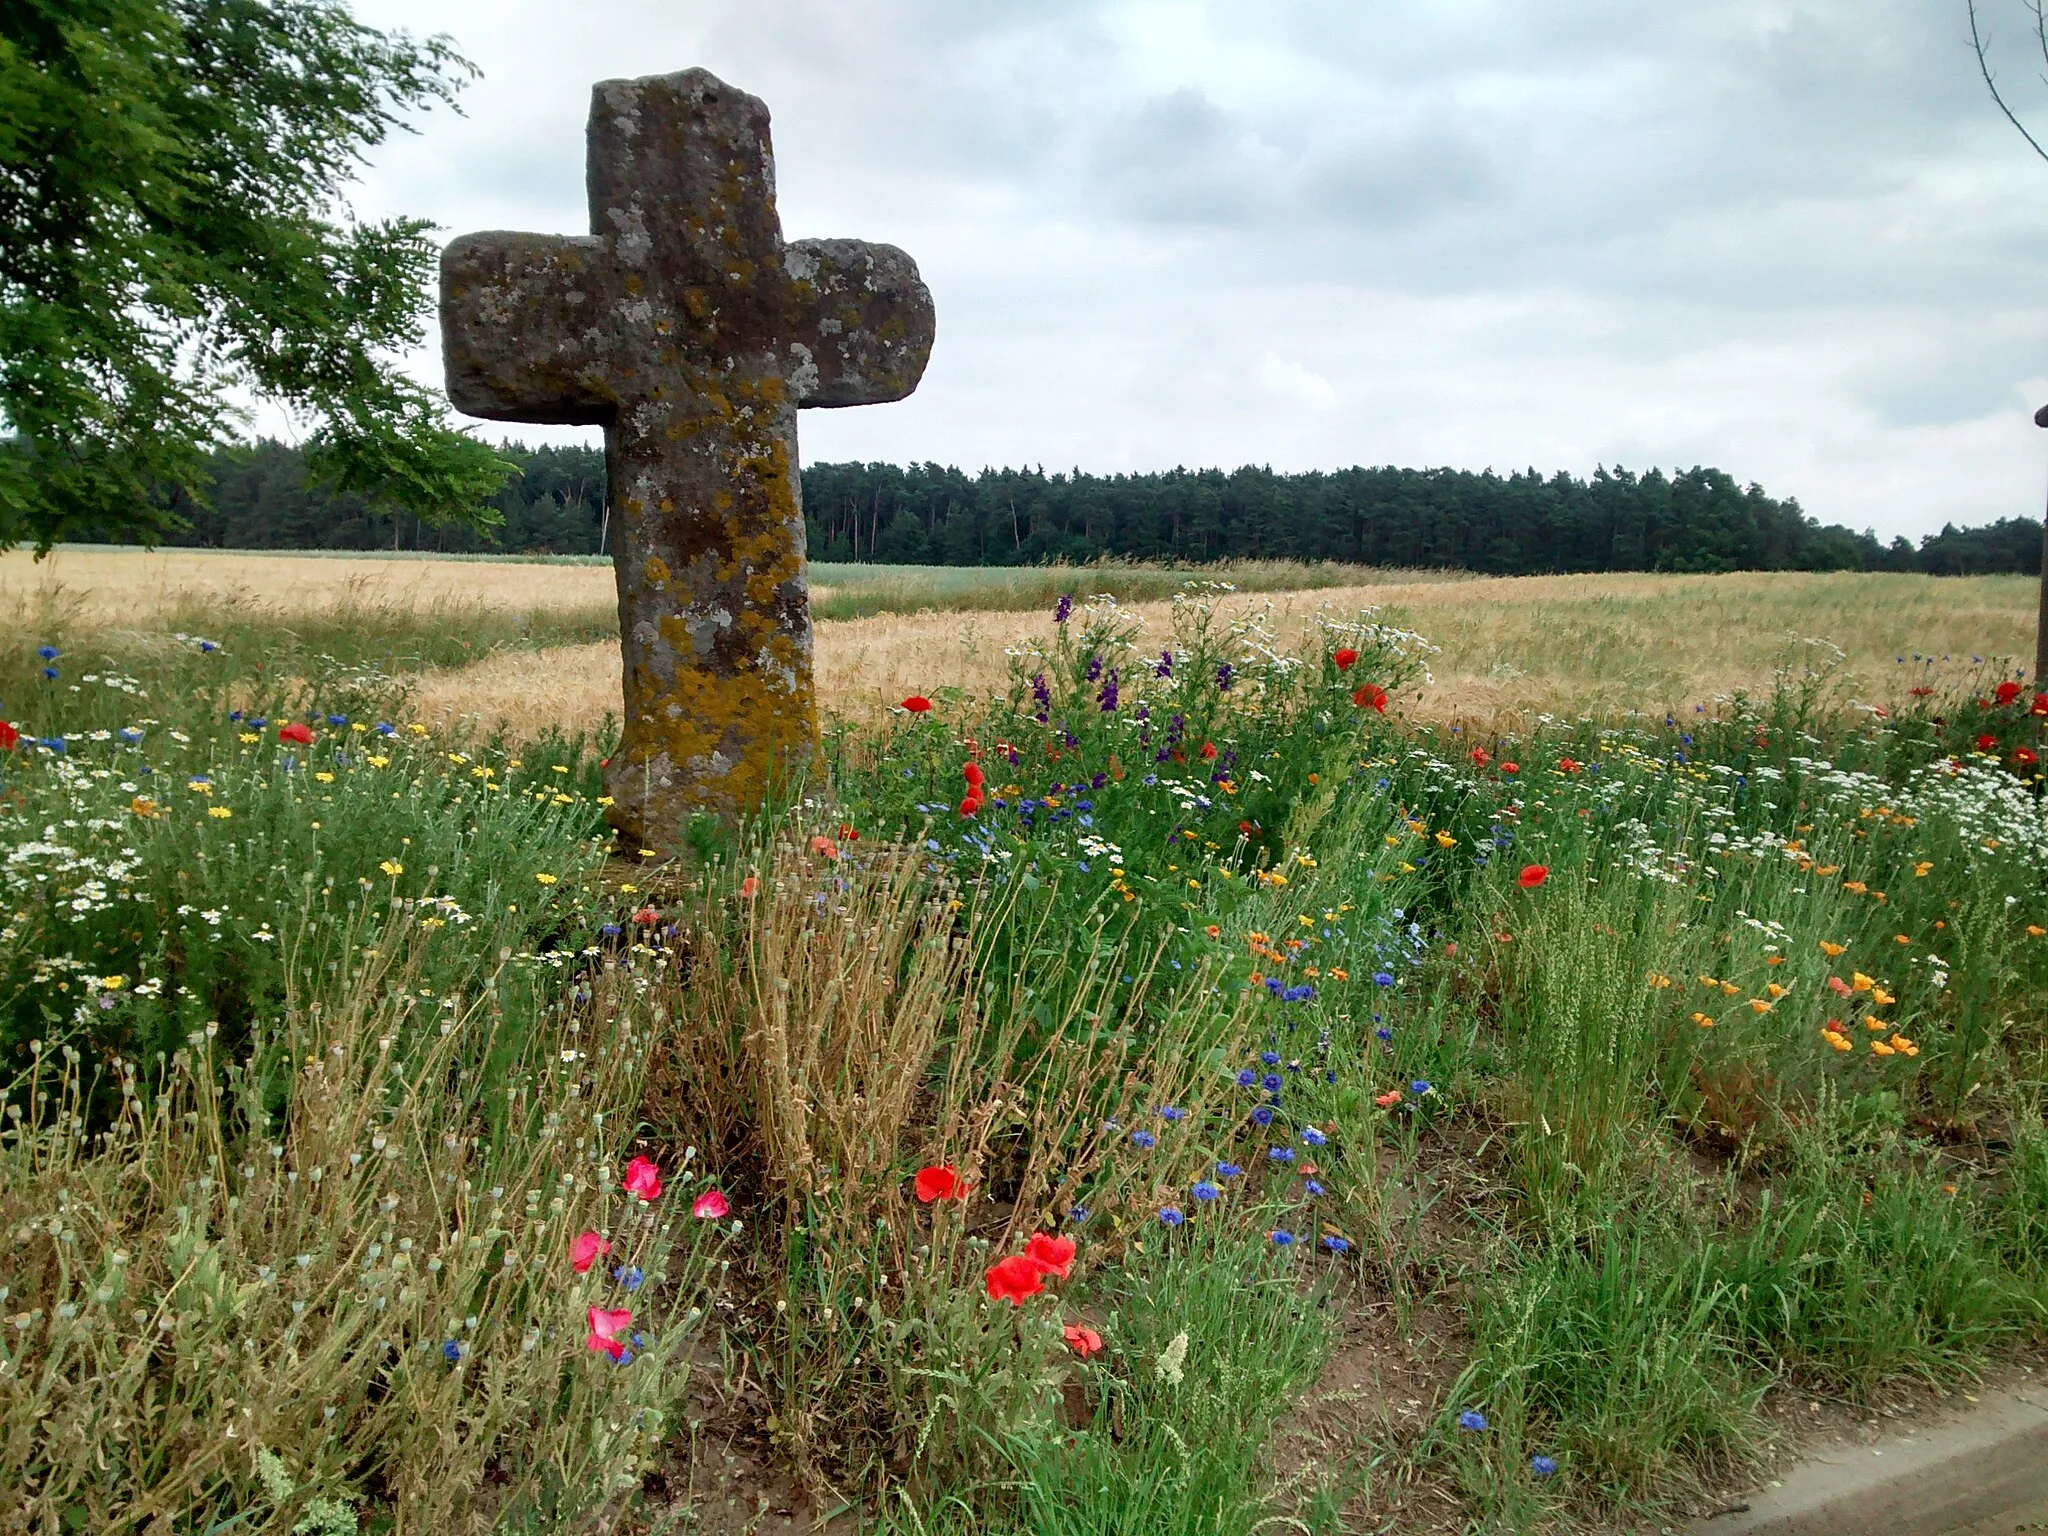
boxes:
[7,549,2032,736]
[407,570,2038,740]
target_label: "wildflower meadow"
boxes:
[1,586,2044,1533]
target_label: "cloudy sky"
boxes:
[342,0,2048,541]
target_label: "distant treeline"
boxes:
[132,438,2043,576]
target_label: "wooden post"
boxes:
[2036,403,2048,688]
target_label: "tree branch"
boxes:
[1970,0,2048,162]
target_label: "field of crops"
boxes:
[1,554,2044,1533]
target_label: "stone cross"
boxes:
[440,68,935,851]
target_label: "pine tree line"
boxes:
[118,438,2045,576]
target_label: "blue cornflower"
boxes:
[1268,1146,1295,1162]
[614,1348,635,1365]
[1236,1069,1258,1087]
[327,714,347,726]
[1301,1127,1327,1146]
[40,736,64,753]
[247,717,266,728]
[1158,1105,1185,1122]
[1530,1455,1557,1478]
[1251,1106,1274,1127]
[1215,1162,1243,1179]
[1373,971,1395,987]
[1269,1229,1295,1246]
[1158,1206,1185,1227]
[1375,1027,1393,1041]
[601,923,623,937]
[615,1265,644,1291]
[376,722,396,736]
[1261,1050,1280,1066]
[1262,1073,1282,1093]
[442,1340,463,1363]
[41,667,57,680]
[1264,976,1284,995]
[1192,1180,1220,1201]
[1410,1080,1433,1095]
[118,728,142,744]
[1322,1235,1350,1252]
[199,640,218,653]
[229,710,244,721]
[1458,1410,1488,1432]
[1130,1129,1157,1149]
[1068,1206,1090,1223]
[36,645,57,661]
[1282,983,1315,1003]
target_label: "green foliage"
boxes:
[81,438,2047,574]
[0,0,511,551]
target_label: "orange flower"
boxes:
[1063,1324,1104,1357]
[809,834,840,860]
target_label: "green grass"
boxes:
[0,597,2043,1533]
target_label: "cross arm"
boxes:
[441,232,619,425]
[783,238,936,408]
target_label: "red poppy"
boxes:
[1238,819,1257,835]
[901,696,932,714]
[278,722,314,746]
[2034,692,2048,718]
[1995,681,2023,706]
[1976,734,1998,752]
[1351,684,1387,713]
[1517,864,1549,889]
[2016,747,2039,768]
[962,761,985,788]
[0,721,15,751]
[984,1253,1046,1305]
[809,834,840,859]
[1023,1232,1077,1279]
[1908,686,1934,698]
[1469,747,1490,768]
[1499,761,1519,775]
[739,875,759,899]
[1332,647,1360,671]
[1557,757,1581,773]
[632,907,660,925]
[914,1164,966,1202]
[1199,742,1218,761]
[1063,1323,1104,1357]
[958,794,982,817]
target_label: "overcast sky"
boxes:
[340,0,2048,541]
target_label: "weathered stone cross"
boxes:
[440,68,935,852]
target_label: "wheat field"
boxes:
[2,548,2034,738]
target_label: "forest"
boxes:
[128,438,2044,576]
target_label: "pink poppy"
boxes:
[623,1156,662,1202]
[692,1188,730,1220]
[569,1230,610,1273]
[586,1305,632,1359]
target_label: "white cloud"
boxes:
[333,0,2048,539]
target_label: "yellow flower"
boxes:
[1698,974,1720,987]
[351,722,368,733]
[238,732,260,744]
[367,755,390,768]
[1889,1034,1918,1056]
[1692,1012,1715,1028]
[1865,1018,1886,1032]
[597,796,614,807]
[408,723,429,736]
[207,806,232,819]
[1434,830,1456,848]
[129,796,158,819]
[380,860,404,878]
[99,975,125,990]
[639,849,658,859]
[1850,972,1875,992]
[1822,1029,1853,1052]
[535,872,558,885]
[552,764,569,774]
[314,771,334,784]
[1818,941,1845,958]
[619,882,637,893]
[1913,861,1933,877]
[187,778,212,794]
[1870,1040,1896,1056]
[1647,972,1673,988]
[1869,987,1894,1006]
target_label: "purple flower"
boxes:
[1098,670,1119,712]
[1155,649,1173,677]
[1216,662,1233,690]
[1085,654,1103,682]
[1373,971,1395,987]
[1068,1206,1090,1223]
[1054,593,1073,624]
